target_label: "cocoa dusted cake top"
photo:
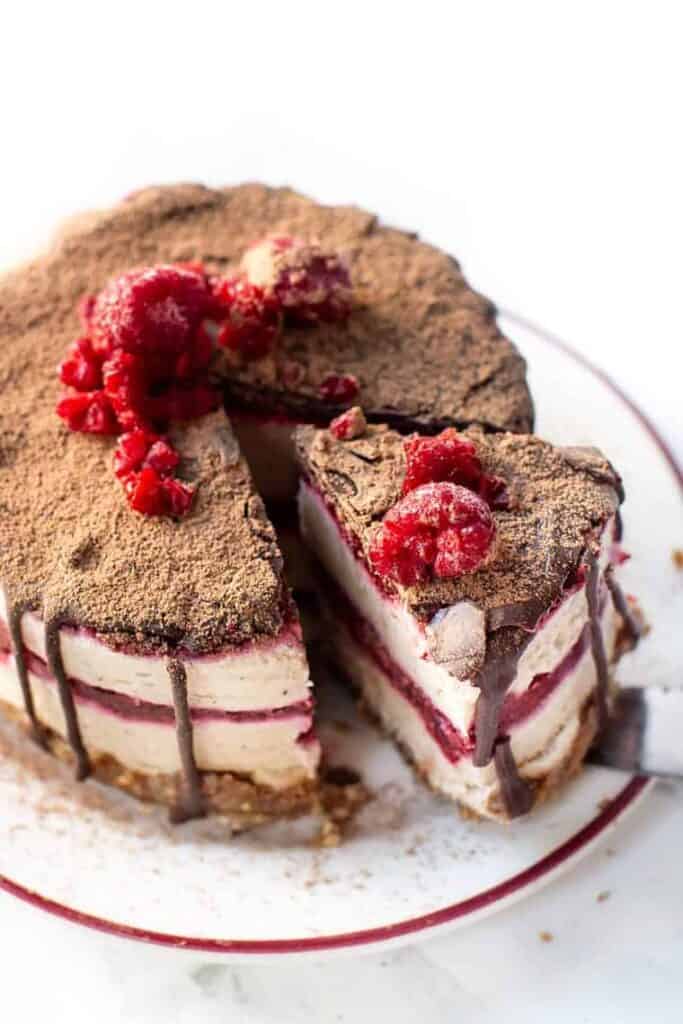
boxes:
[38,182,532,433]
[0,182,532,651]
[295,421,623,631]
[0,410,286,653]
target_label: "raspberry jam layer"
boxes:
[325,570,600,766]
[0,644,312,726]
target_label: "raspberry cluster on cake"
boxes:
[0,182,636,827]
[296,419,639,820]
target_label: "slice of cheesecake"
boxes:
[296,417,639,821]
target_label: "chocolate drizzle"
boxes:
[586,552,609,732]
[44,617,91,780]
[7,601,44,745]
[605,565,641,648]
[167,658,205,823]
[473,645,524,766]
[493,739,534,818]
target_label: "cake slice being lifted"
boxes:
[296,414,640,821]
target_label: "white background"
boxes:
[1,2,681,1020]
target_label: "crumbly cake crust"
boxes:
[0,698,368,832]
[295,422,622,632]
[0,182,532,652]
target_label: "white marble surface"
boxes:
[1,3,682,1020]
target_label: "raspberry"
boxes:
[91,264,212,356]
[242,235,352,324]
[402,429,509,509]
[368,482,496,586]
[162,476,195,517]
[56,391,119,435]
[174,323,214,379]
[102,349,149,429]
[124,467,193,517]
[58,337,104,392]
[113,429,179,479]
[319,373,359,403]
[329,405,367,440]
[214,276,281,360]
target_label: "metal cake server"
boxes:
[588,686,683,778]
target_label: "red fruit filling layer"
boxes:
[0,643,313,727]
[324,569,603,766]
[369,481,496,586]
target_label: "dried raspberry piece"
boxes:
[113,429,179,479]
[330,405,367,440]
[56,391,119,435]
[78,295,97,330]
[214,276,281,360]
[319,373,359,403]
[124,467,193,517]
[58,337,104,392]
[162,476,195,517]
[91,264,212,356]
[242,235,352,324]
[402,429,509,509]
[102,349,149,430]
[368,482,496,586]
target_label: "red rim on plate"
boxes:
[0,315,679,955]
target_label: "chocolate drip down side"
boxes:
[586,552,609,732]
[167,658,205,823]
[605,565,641,648]
[45,617,91,780]
[7,601,44,746]
[473,643,524,767]
[493,738,534,818]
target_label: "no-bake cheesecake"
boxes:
[0,181,634,827]
[297,419,639,820]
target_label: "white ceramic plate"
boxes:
[0,314,679,961]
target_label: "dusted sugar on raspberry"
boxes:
[403,429,509,509]
[242,235,352,324]
[91,264,212,356]
[319,373,359,404]
[368,482,496,586]
[330,406,367,440]
[214,276,281,360]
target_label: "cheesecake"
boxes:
[296,418,639,820]
[0,180,628,829]
[0,183,534,825]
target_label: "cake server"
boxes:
[588,686,683,778]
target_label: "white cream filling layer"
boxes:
[334,604,618,819]
[0,655,318,788]
[0,591,312,714]
[299,482,615,736]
